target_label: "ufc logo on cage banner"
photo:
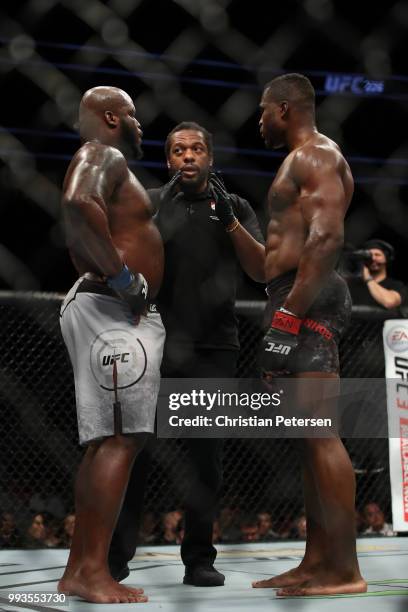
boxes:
[90,328,147,390]
[383,320,408,531]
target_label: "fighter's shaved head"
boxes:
[80,86,133,116]
[77,85,142,159]
[77,85,141,153]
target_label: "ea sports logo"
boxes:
[386,325,408,352]
[90,328,147,390]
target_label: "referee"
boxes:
[109,121,265,587]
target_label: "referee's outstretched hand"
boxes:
[209,171,236,228]
[160,170,183,205]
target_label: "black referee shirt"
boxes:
[149,186,264,350]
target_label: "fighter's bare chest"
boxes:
[268,165,298,215]
[111,173,152,217]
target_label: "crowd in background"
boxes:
[0,501,395,550]
[0,510,75,549]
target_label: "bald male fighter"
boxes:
[58,86,165,603]
[252,74,366,596]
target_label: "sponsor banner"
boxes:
[383,320,408,531]
[157,378,394,439]
[317,73,408,101]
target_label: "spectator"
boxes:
[44,517,62,548]
[346,240,407,311]
[139,512,157,545]
[0,511,21,548]
[292,515,307,540]
[275,516,292,540]
[363,502,395,536]
[60,513,75,548]
[219,505,241,543]
[159,510,184,545]
[257,511,279,541]
[23,513,47,548]
[240,515,260,542]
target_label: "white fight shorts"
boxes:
[60,276,165,445]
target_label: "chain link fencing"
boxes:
[1,2,408,294]
[0,292,400,546]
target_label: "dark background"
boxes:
[1,0,407,295]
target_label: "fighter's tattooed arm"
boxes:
[62,142,128,277]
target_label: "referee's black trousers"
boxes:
[108,347,238,572]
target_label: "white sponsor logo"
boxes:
[265,342,291,355]
[386,325,408,352]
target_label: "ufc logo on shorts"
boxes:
[265,342,291,354]
[102,353,130,366]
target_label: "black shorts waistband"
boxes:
[266,269,297,298]
[76,278,159,313]
[266,270,347,299]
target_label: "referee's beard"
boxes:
[177,169,209,194]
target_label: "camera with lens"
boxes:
[349,249,373,265]
[337,247,373,277]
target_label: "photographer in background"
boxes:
[346,240,406,311]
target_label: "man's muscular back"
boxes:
[265,133,353,283]
[63,142,164,297]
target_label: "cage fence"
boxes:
[0,293,397,545]
[1,2,408,294]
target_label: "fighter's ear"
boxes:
[280,101,289,118]
[104,111,119,128]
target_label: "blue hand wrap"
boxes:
[107,264,133,290]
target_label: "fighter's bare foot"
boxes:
[252,565,314,589]
[58,572,144,597]
[124,584,146,596]
[58,572,75,595]
[277,575,367,597]
[57,569,147,603]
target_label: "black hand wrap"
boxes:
[260,309,302,375]
[159,169,183,205]
[208,171,237,228]
[107,265,149,316]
